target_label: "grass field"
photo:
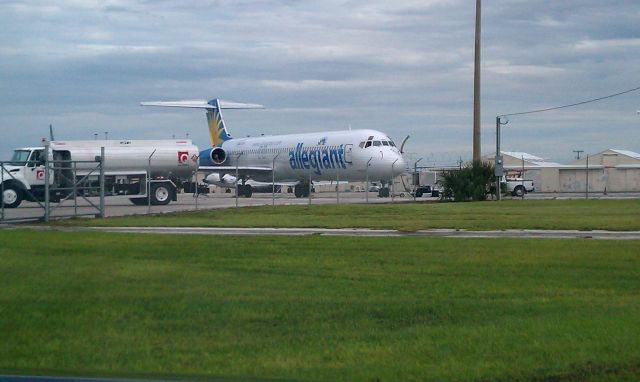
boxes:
[54,199,640,231]
[1,230,640,381]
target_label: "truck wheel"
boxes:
[2,185,23,208]
[512,185,525,197]
[150,183,172,205]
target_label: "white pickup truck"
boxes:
[501,176,534,197]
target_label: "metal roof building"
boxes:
[485,149,640,193]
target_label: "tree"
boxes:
[441,160,495,202]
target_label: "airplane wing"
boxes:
[199,166,299,186]
[198,166,273,174]
[199,165,272,176]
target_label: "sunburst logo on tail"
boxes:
[207,109,226,147]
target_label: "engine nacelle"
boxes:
[210,147,227,165]
[203,173,236,186]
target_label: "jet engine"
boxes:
[210,147,227,164]
[203,173,236,186]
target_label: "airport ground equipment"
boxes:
[1,139,199,209]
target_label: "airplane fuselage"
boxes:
[199,129,406,183]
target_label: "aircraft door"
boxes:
[344,144,353,163]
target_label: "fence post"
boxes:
[147,149,156,214]
[73,161,78,216]
[44,142,50,222]
[194,169,199,210]
[586,154,589,199]
[308,165,312,205]
[336,165,340,204]
[365,157,372,204]
[413,158,423,202]
[391,159,398,203]
[235,152,242,208]
[272,153,280,206]
[1,161,5,220]
[99,147,105,218]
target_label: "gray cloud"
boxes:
[1,0,639,164]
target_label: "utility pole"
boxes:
[473,0,482,161]
[495,116,507,201]
[573,150,584,160]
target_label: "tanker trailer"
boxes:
[1,139,199,208]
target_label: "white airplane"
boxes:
[141,98,408,197]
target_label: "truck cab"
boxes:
[2,147,49,208]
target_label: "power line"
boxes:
[500,85,640,118]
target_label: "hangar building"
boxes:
[485,149,640,193]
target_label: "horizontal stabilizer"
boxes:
[140,99,264,110]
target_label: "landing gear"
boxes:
[294,183,310,198]
[378,187,390,198]
[237,184,253,198]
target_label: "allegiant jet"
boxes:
[141,98,407,197]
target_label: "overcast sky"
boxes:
[1,0,639,165]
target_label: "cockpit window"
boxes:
[389,141,396,147]
[368,136,374,140]
[365,141,372,148]
[359,141,365,148]
[373,141,381,147]
[382,141,389,146]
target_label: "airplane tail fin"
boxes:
[140,98,264,147]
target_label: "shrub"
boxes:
[441,160,495,201]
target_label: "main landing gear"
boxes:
[377,187,390,198]
[294,183,311,198]
[237,184,253,198]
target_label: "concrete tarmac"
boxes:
[0,191,408,223]
[14,225,640,240]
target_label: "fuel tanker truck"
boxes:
[1,139,199,208]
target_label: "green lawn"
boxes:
[55,199,640,231]
[1,230,639,381]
